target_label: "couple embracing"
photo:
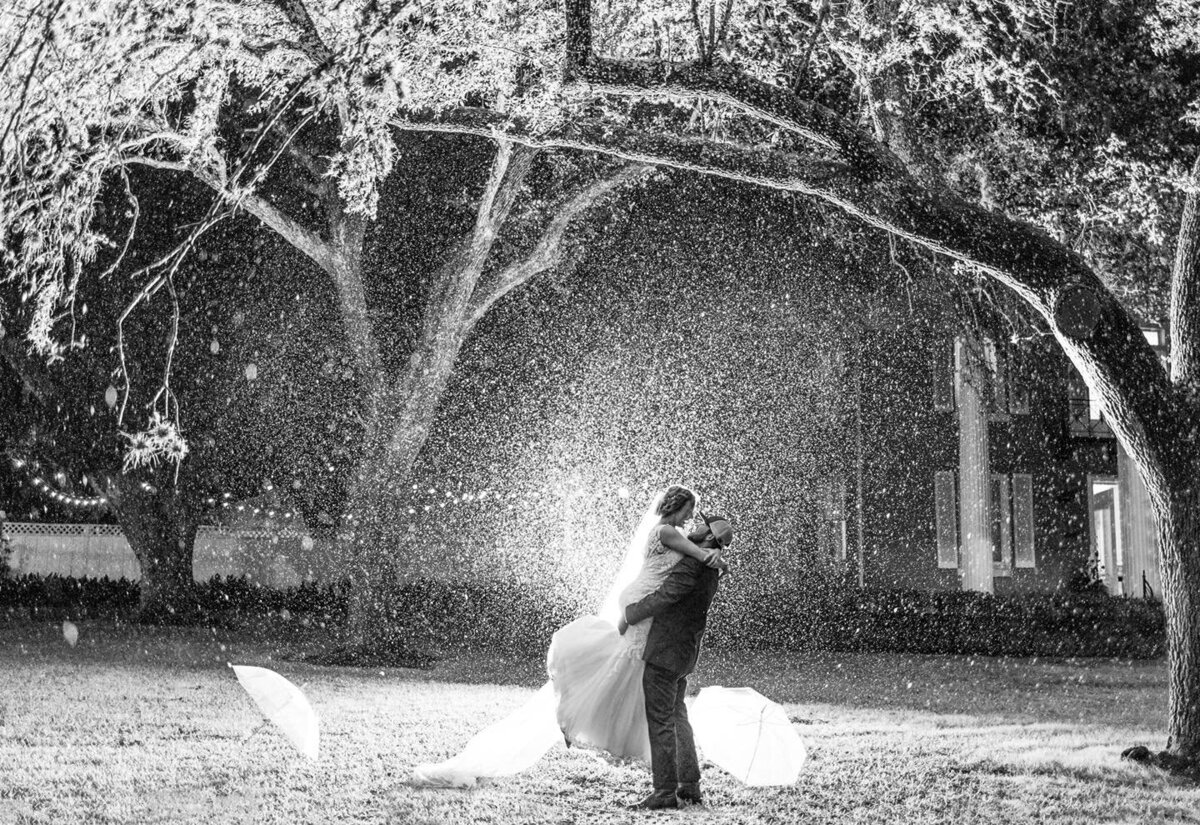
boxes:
[549,484,731,809]
[413,484,734,809]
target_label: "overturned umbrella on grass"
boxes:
[230,664,320,761]
[689,687,807,786]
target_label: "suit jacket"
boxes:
[623,555,720,676]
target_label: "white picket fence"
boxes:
[1,521,335,589]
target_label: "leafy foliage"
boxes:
[708,586,1167,659]
[0,572,347,622]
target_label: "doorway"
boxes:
[1089,477,1123,595]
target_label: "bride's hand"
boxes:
[704,548,731,576]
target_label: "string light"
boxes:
[7,457,108,509]
[7,454,653,521]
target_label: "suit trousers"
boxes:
[642,661,700,792]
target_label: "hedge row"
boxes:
[706,587,1167,659]
[0,574,346,623]
[0,574,1167,659]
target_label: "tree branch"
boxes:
[0,333,54,405]
[794,0,831,93]
[392,106,1185,484]
[123,155,339,277]
[1170,154,1200,396]
[277,125,331,185]
[385,141,536,455]
[263,0,335,67]
[564,0,593,73]
[465,163,648,332]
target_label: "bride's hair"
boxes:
[656,485,697,519]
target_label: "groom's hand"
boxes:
[617,616,629,635]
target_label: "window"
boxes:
[990,473,1037,573]
[1070,327,1166,438]
[990,474,1013,574]
[932,340,955,412]
[1067,368,1113,438]
[819,477,847,563]
[1012,474,1036,568]
[984,340,1030,417]
[934,470,958,568]
[1007,350,1031,414]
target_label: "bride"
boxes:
[547,484,728,762]
[410,485,731,787]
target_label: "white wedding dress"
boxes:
[546,525,683,762]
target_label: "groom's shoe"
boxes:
[676,783,703,806]
[628,790,679,811]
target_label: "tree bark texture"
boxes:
[106,475,200,623]
[1157,491,1200,758]
[1160,156,1200,760]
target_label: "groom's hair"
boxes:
[656,485,697,519]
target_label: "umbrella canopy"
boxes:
[231,665,319,761]
[689,686,806,786]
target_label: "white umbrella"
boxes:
[230,665,319,761]
[688,686,806,786]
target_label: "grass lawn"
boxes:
[0,618,1197,824]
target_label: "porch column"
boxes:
[956,337,994,594]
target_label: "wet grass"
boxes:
[0,619,1197,824]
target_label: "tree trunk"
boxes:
[1158,489,1200,760]
[107,475,200,623]
[335,142,535,655]
[1158,155,1200,764]
[341,350,464,652]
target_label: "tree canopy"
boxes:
[8,0,1200,758]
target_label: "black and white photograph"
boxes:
[2,0,1200,822]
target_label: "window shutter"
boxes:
[990,474,1013,571]
[935,470,958,568]
[1013,473,1036,568]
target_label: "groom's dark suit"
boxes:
[622,549,721,801]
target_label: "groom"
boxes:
[618,513,732,810]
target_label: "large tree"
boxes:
[1,170,361,619]
[0,0,643,633]
[6,0,1200,765]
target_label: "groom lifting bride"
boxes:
[412,486,743,803]
[618,505,733,810]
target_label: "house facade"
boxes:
[813,322,1165,598]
